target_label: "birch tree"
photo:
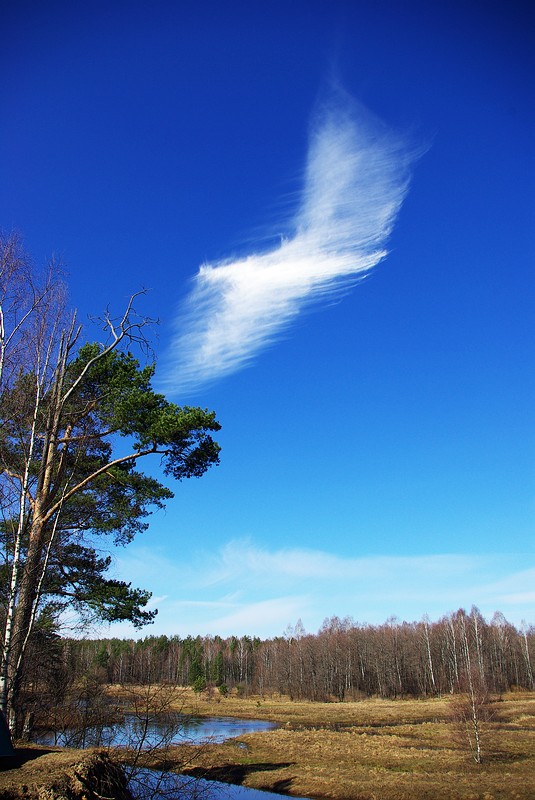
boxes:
[0,236,221,732]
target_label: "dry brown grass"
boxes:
[159,689,535,800]
[1,689,531,799]
[151,684,453,724]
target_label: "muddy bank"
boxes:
[0,747,131,800]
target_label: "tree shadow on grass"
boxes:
[271,776,295,791]
[0,747,55,772]
[183,761,294,785]
[485,750,534,763]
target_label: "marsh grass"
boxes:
[149,689,535,800]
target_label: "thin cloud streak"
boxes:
[163,91,417,395]
[206,596,308,636]
[102,540,532,638]
[200,538,488,588]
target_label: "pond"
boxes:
[36,713,277,748]
[36,713,313,799]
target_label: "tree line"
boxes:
[55,608,533,701]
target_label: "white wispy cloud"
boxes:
[162,89,417,395]
[204,596,309,637]
[104,539,533,639]
[199,538,487,588]
[196,543,534,632]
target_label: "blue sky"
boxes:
[1,0,533,638]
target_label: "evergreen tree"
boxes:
[0,236,221,731]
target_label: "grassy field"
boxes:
[0,688,532,799]
[153,688,535,800]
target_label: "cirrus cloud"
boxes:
[162,89,418,395]
[95,540,534,639]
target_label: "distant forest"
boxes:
[40,608,533,701]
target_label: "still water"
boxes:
[129,769,299,799]
[37,713,276,748]
[37,714,312,799]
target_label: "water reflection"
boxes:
[129,768,309,799]
[36,715,312,799]
[36,713,276,748]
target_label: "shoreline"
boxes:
[123,689,535,799]
[1,691,533,800]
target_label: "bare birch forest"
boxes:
[30,607,534,705]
